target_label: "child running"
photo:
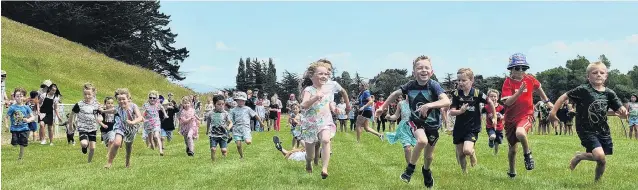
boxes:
[69,86,101,163]
[626,94,637,139]
[385,94,417,164]
[230,92,264,159]
[7,87,36,160]
[299,61,338,179]
[206,95,233,162]
[449,68,497,173]
[549,61,628,182]
[289,103,302,148]
[104,88,143,169]
[376,55,450,188]
[482,89,505,155]
[337,98,347,132]
[500,53,553,178]
[26,91,40,141]
[99,97,116,148]
[179,95,200,157]
[143,90,168,156]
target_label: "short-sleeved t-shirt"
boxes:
[230,106,257,128]
[628,102,638,120]
[501,75,541,123]
[483,104,505,130]
[567,84,622,133]
[101,111,115,133]
[358,90,372,111]
[207,110,231,138]
[399,80,446,129]
[451,88,488,133]
[7,104,32,132]
[72,100,100,133]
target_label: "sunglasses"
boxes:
[509,66,528,71]
[149,97,157,100]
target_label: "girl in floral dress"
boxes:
[180,96,200,156]
[299,61,337,179]
[143,90,168,156]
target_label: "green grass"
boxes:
[1,17,195,104]
[2,115,637,189]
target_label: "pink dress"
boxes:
[143,102,161,133]
[300,86,336,143]
[179,107,199,139]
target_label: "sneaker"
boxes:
[488,139,494,148]
[273,136,282,151]
[49,143,54,146]
[379,134,384,141]
[524,152,535,170]
[40,140,47,145]
[227,136,233,144]
[508,172,517,178]
[400,165,415,183]
[422,167,434,188]
[82,147,88,154]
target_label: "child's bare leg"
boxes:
[155,132,163,155]
[280,147,290,156]
[355,116,364,142]
[39,121,46,142]
[423,141,436,170]
[494,143,499,155]
[291,137,296,149]
[236,141,243,159]
[305,142,316,173]
[403,145,412,165]
[319,130,332,175]
[88,141,96,163]
[409,129,427,165]
[508,143,517,174]
[47,124,54,143]
[314,142,320,165]
[464,141,476,167]
[629,126,634,138]
[211,147,216,161]
[105,135,123,168]
[19,145,25,159]
[221,148,228,157]
[516,127,531,154]
[455,144,467,173]
[124,142,133,168]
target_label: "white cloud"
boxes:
[627,34,638,44]
[215,41,235,51]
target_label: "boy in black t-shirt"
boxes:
[99,97,116,147]
[449,68,497,173]
[376,56,451,188]
[550,61,628,182]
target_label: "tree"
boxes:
[535,67,572,101]
[244,57,255,90]
[254,59,264,91]
[340,71,355,96]
[442,73,456,92]
[370,69,410,97]
[599,54,611,68]
[1,1,189,80]
[236,58,247,91]
[280,70,300,112]
[607,69,636,102]
[267,58,277,95]
[628,66,638,89]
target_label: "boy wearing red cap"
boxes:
[501,53,553,178]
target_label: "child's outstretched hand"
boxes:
[617,107,628,119]
[418,103,431,118]
[375,108,384,119]
[548,113,559,123]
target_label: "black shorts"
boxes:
[487,128,503,144]
[40,112,54,125]
[407,121,439,146]
[269,111,278,120]
[358,110,373,119]
[453,130,479,145]
[578,131,613,155]
[79,131,98,142]
[11,131,29,147]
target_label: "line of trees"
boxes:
[1,1,189,80]
[234,54,637,114]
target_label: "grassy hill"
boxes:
[1,17,195,105]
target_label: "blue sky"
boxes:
[159,1,638,92]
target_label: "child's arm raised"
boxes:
[385,101,401,121]
[503,82,526,106]
[376,90,401,117]
[549,93,568,122]
[300,88,322,110]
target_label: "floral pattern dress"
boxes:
[300,86,336,143]
[143,102,162,133]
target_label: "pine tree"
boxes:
[236,58,247,91]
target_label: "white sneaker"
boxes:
[40,140,46,145]
[50,143,54,146]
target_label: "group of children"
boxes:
[4,52,632,187]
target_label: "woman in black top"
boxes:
[39,83,62,145]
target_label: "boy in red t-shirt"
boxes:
[500,53,553,178]
[483,89,505,155]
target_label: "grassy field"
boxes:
[2,115,638,189]
[1,17,195,105]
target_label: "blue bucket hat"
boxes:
[507,53,529,69]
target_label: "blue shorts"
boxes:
[209,137,228,149]
[629,117,638,126]
[28,122,38,132]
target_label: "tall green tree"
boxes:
[370,69,410,97]
[244,57,255,90]
[1,1,189,80]
[267,58,277,95]
[236,58,247,91]
[340,71,355,96]
[254,59,264,91]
